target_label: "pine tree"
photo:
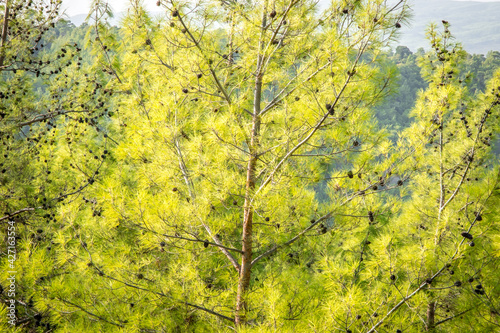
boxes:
[358,23,500,332]
[0,0,116,330]
[24,0,415,330]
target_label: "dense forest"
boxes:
[376,46,500,136]
[1,0,500,332]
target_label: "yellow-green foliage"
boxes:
[2,1,500,333]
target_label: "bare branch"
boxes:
[56,297,125,328]
[173,6,232,104]
[0,207,35,222]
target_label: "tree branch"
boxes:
[93,271,235,323]
[56,297,125,328]
[173,5,232,104]
[0,207,35,222]
[435,308,473,327]
[0,0,10,69]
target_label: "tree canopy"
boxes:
[1,0,499,332]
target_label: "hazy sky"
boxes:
[61,0,157,17]
[61,0,500,17]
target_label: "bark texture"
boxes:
[427,301,436,331]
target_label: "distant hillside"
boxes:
[67,14,87,27]
[397,0,500,54]
[67,11,156,28]
[68,0,500,55]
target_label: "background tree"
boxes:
[375,46,427,135]
[376,46,500,139]
[0,0,117,330]
[356,23,500,332]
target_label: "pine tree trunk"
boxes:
[234,153,257,325]
[235,95,261,325]
[235,1,267,325]
[426,301,436,331]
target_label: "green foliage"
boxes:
[0,0,117,330]
[1,1,499,333]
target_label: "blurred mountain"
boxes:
[397,0,500,54]
[67,14,87,27]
